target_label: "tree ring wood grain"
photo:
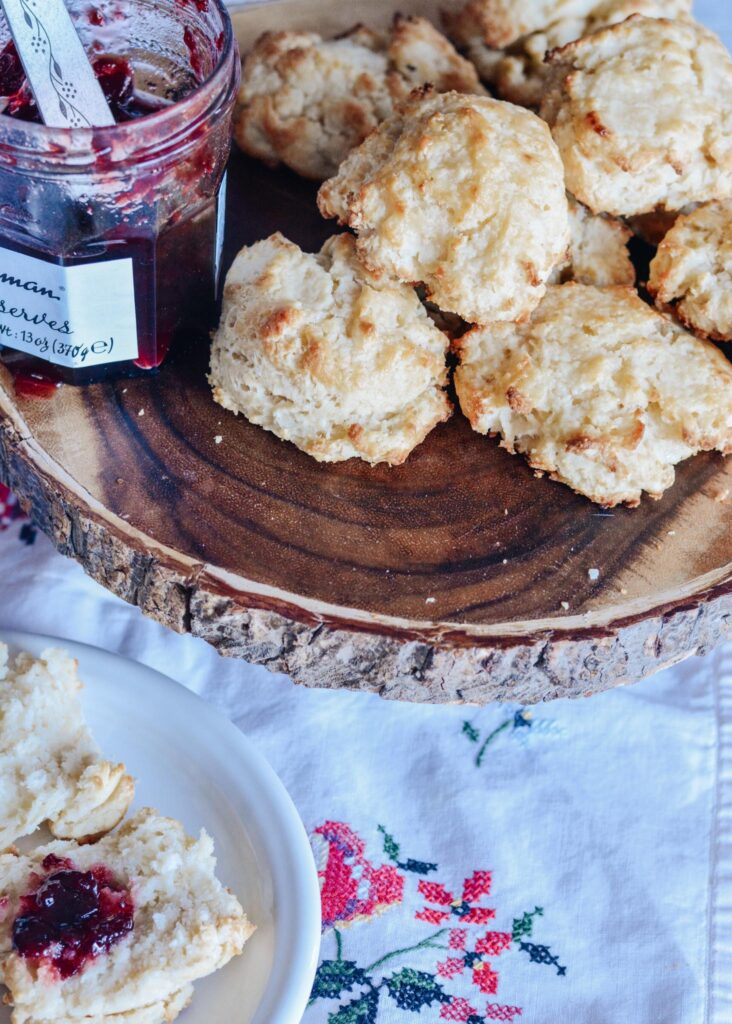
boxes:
[0,0,731,703]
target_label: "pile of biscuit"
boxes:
[210,3,732,508]
[0,644,253,1024]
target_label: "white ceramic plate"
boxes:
[0,631,321,1024]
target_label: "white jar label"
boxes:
[0,246,139,369]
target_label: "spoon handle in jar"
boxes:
[1,0,115,127]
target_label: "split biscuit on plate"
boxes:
[450,0,692,110]
[209,232,452,466]
[0,644,134,850]
[0,808,253,1024]
[454,283,732,507]
[648,200,732,342]
[235,16,484,180]
[549,194,634,287]
[540,16,732,217]
[318,87,569,324]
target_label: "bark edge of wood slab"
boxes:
[0,0,731,705]
[1,383,731,705]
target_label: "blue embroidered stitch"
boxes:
[518,941,567,976]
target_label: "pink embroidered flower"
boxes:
[486,1004,523,1022]
[440,997,479,1021]
[311,821,404,931]
[416,871,496,925]
[441,997,522,1022]
[437,957,465,980]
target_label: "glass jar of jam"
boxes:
[0,0,239,390]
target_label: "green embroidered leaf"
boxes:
[377,825,400,863]
[512,906,543,940]
[328,988,379,1023]
[384,968,448,1011]
[462,721,480,743]
[312,960,368,1001]
[397,858,438,875]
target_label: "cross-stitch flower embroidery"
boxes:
[437,929,512,992]
[473,961,500,994]
[0,484,21,529]
[440,997,523,1022]
[416,871,496,925]
[308,822,563,1023]
[312,821,404,931]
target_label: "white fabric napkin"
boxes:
[1,522,731,1024]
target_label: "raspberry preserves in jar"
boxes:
[0,0,239,389]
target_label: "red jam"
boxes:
[183,26,205,80]
[13,372,63,399]
[0,42,169,124]
[12,854,134,979]
[0,39,24,97]
[176,0,210,11]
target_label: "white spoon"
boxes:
[0,0,115,127]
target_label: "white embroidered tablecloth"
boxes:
[2,3,732,1021]
[0,501,731,1024]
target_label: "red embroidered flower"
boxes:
[473,961,499,994]
[0,484,22,529]
[436,933,509,978]
[305,823,533,1024]
[416,871,496,925]
[311,821,404,931]
[437,932,511,987]
[476,932,512,956]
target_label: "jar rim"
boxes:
[0,0,238,170]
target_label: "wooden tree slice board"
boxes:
[1,0,732,703]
